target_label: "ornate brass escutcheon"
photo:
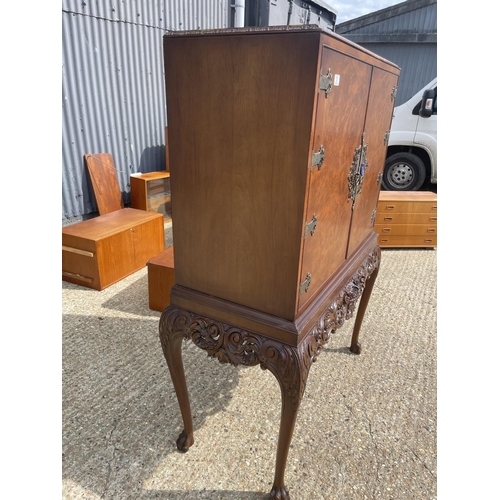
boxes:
[348,132,368,209]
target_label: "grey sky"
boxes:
[326,0,403,25]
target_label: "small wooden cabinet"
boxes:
[130,171,171,218]
[62,208,165,290]
[147,245,175,312]
[375,191,437,248]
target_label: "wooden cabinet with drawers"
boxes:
[159,25,400,499]
[375,191,437,248]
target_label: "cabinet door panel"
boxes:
[347,67,399,255]
[298,46,371,312]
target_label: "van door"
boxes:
[414,85,437,182]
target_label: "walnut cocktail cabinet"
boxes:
[159,25,399,499]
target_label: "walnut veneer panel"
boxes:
[298,43,371,312]
[165,31,319,320]
[347,67,399,256]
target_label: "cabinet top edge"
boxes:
[163,24,400,71]
[163,24,324,38]
[378,191,437,201]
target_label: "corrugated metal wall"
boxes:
[62,0,229,223]
[336,0,437,105]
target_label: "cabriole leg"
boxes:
[159,306,195,452]
[262,341,312,500]
[350,260,380,354]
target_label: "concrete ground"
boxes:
[62,222,436,499]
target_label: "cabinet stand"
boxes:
[159,245,380,500]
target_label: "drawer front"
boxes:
[377,234,437,247]
[376,212,437,225]
[375,223,437,237]
[62,250,99,288]
[377,200,437,214]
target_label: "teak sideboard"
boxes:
[158,25,400,500]
[62,208,164,290]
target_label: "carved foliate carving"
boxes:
[159,247,380,401]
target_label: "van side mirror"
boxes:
[419,89,435,118]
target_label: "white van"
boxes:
[382,78,437,191]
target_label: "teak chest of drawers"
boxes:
[158,25,400,499]
[62,208,165,290]
[375,191,437,248]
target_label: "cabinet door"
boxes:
[298,46,372,312]
[347,67,399,256]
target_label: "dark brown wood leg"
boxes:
[349,260,380,354]
[262,342,311,500]
[159,306,195,452]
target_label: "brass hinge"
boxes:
[371,209,377,228]
[319,69,332,97]
[391,86,398,102]
[311,145,325,171]
[384,130,390,145]
[300,273,312,295]
[305,214,318,237]
[347,132,368,209]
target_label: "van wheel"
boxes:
[382,152,426,191]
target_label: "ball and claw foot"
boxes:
[269,485,290,500]
[176,430,194,453]
[349,342,362,355]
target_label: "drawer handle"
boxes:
[432,205,437,210]
[386,205,395,210]
[425,239,433,243]
[381,239,388,242]
[384,217,393,221]
[429,217,437,222]
[382,228,391,232]
[427,228,436,233]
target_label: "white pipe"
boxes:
[233,0,245,27]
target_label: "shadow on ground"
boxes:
[62,309,245,498]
